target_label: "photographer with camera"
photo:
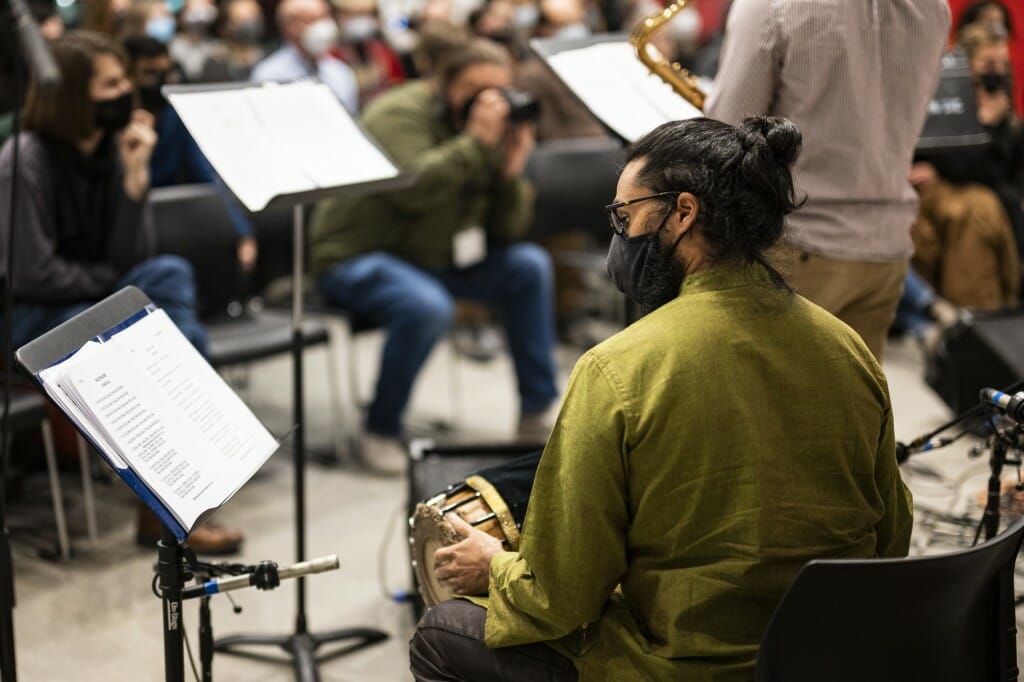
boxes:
[310,37,558,474]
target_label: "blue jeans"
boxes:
[11,255,208,355]
[318,245,559,437]
[894,268,936,337]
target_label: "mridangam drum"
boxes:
[410,451,541,606]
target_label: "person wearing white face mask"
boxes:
[333,0,406,106]
[170,0,223,80]
[251,0,359,112]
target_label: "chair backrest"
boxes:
[525,138,625,243]
[756,516,1024,682]
[147,184,241,318]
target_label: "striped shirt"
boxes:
[705,0,950,262]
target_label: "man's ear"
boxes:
[668,192,700,240]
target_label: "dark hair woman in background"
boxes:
[0,30,206,353]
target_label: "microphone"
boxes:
[9,0,61,91]
[980,388,1024,423]
[182,554,339,600]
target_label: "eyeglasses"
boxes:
[604,192,680,237]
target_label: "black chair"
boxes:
[5,387,72,559]
[756,516,1024,682]
[526,138,629,332]
[146,184,345,460]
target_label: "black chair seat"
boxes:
[206,311,330,368]
[6,388,48,433]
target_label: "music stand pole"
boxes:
[214,204,387,681]
[157,526,186,682]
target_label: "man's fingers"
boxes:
[447,513,474,537]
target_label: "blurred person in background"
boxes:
[170,0,225,80]
[120,0,178,44]
[907,20,1021,312]
[332,0,405,107]
[310,38,559,474]
[252,0,359,111]
[201,0,268,82]
[124,35,259,270]
[0,30,244,553]
[705,0,950,361]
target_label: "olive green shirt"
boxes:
[309,80,534,274]
[477,265,912,681]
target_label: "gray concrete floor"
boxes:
[6,320,1022,680]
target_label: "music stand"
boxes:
[14,288,195,682]
[164,80,412,680]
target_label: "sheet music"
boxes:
[168,89,310,211]
[37,310,277,533]
[247,81,401,188]
[546,41,702,142]
[168,81,400,212]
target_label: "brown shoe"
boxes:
[136,504,244,555]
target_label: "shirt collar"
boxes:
[677,262,774,298]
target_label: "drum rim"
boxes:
[466,474,522,551]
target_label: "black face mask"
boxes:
[606,209,687,314]
[138,77,168,112]
[979,72,1010,94]
[93,92,134,133]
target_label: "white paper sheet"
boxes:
[546,41,702,142]
[168,81,400,211]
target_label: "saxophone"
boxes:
[630,0,706,111]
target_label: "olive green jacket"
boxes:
[475,265,912,681]
[310,80,534,274]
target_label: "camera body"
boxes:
[462,87,540,125]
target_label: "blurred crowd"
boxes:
[0,0,1023,544]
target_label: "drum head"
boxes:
[410,502,462,607]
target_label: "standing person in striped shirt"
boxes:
[705,0,950,360]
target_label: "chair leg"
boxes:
[40,419,70,561]
[446,340,463,429]
[77,435,99,548]
[323,335,352,466]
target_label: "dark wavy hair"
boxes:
[625,116,805,287]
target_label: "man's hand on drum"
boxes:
[433,514,503,596]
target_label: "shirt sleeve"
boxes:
[703,0,781,123]
[872,378,913,558]
[0,159,118,303]
[484,350,631,647]
[364,102,499,214]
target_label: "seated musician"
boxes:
[409,117,914,681]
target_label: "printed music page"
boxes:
[247,81,399,189]
[38,310,277,532]
[546,41,702,141]
[167,87,311,211]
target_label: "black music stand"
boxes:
[15,287,195,681]
[165,80,412,680]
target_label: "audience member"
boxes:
[170,0,224,80]
[200,0,268,82]
[310,38,559,474]
[332,0,406,107]
[705,0,950,361]
[0,31,243,554]
[907,22,1022,311]
[956,0,1014,35]
[251,0,359,112]
[123,35,259,271]
[121,0,178,44]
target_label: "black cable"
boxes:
[181,609,200,682]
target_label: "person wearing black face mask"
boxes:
[907,19,1024,312]
[411,117,913,682]
[0,31,245,555]
[123,34,260,271]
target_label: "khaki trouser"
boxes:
[773,245,908,361]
